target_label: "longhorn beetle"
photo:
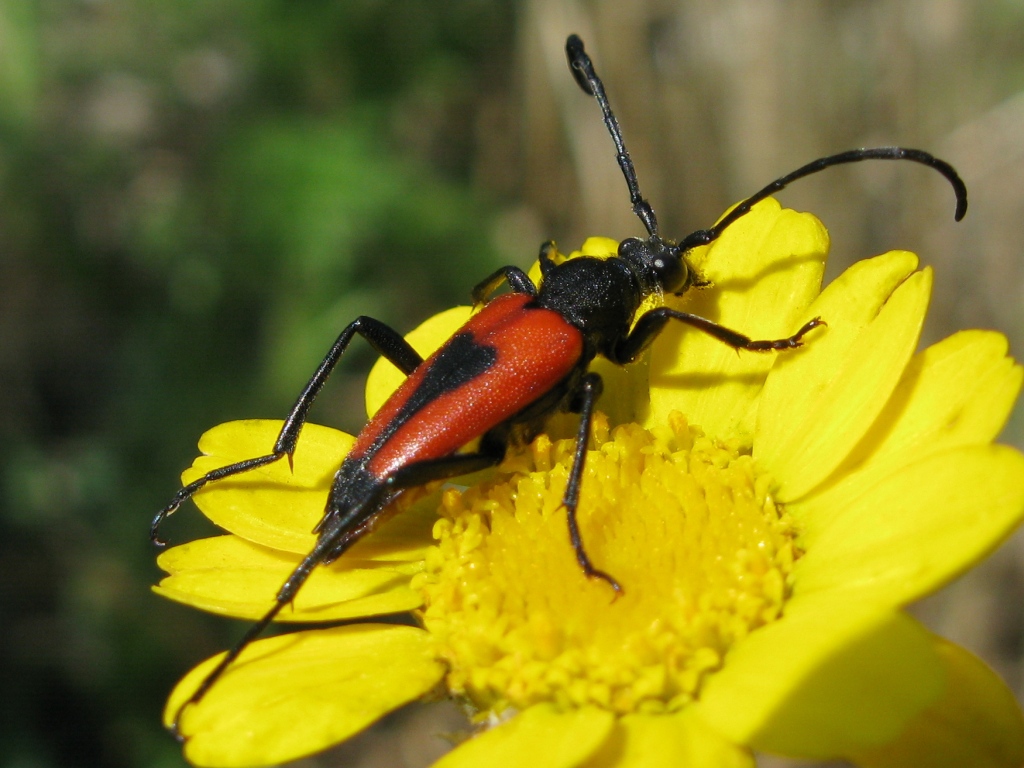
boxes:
[154,34,967,729]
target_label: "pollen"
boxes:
[415,412,799,716]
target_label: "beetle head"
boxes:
[618,236,693,296]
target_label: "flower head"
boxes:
[156,199,1024,768]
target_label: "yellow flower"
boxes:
[156,199,1024,768]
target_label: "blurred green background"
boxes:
[2,2,1023,767]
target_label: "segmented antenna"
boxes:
[565,34,968,253]
[678,148,968,252]
[566,35,660,238]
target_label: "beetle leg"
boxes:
[151,316,424,546]
[537,241,558,279]
[314,444,508,554]
[565,372,621,593]
[471,265,538,304]
[170,442,509,732]
[384,444,506,490]
[611,307,826,365]
[169,512,355,737]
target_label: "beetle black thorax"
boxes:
[535,255,642,359]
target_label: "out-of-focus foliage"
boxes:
[3,1,1024,767]
[0,2,512,766]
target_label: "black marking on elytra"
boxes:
[313,332,497,548]
[361,331,497,460]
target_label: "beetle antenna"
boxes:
[565,36,968,255]
[566,34,660,238]
[678,147,968,252]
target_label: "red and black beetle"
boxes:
[153,34,968,724]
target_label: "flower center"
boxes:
[415,412,799,716]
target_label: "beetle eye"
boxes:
[618,238,690,294]
[652,251,688,293]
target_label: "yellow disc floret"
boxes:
[415,412,799,717]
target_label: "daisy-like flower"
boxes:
[156,198,1024,768]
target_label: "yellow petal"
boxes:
[756,251,916,460]
[581,710,753,768]
[432,704,614,768]
[795,330,1022,536]
[364,305,473,418]
[756,254,929,501]
[154,535,422,621]
[526,237,615,289]
[791,444,1024,606]
[586,354,654,427]
[579,236,619,257]
[648,199,827,444]
[851,636,1024,768]
[694,603,942,759]
[182,420,351,552]
[180,420,437,558]
[837,330,1021,469]
[168,624,444,767]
